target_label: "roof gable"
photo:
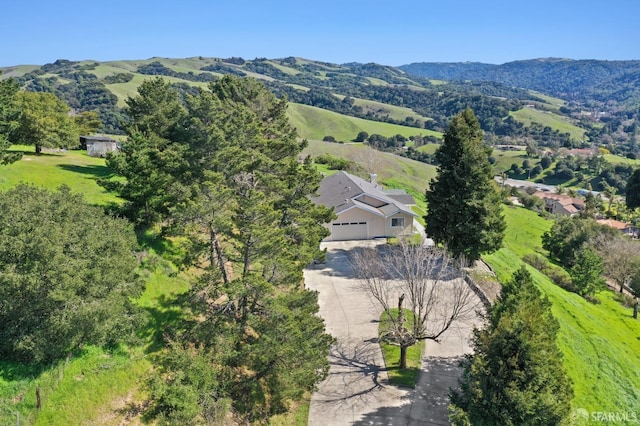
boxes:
[312,171,416,217]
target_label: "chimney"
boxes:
[369,173,378,186]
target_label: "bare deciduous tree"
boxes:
[351,240,479,369]
[590,233,640,293]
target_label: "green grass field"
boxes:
[510,107,586,141]
[528,91,566,111]
[603,154,640,166]
[288,103,441,142]
[483,206,640,412]
[350,98,432,124]
[0,145,122,206]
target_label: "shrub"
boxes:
[522,253,576,293]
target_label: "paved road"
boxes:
[305,241,482,425]
[495,176,557,192]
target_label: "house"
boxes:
[312,171,417,241]
[533,192,585,217]
[80,135,119,157]
[596,219,638,238]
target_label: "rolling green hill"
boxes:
[288,103,441,142]
[1,56,590,150]
[510,107,586,141]
[484,207,640,413]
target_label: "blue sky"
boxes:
[1,0,638,67]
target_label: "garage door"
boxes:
[331,221,368,241]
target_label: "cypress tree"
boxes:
[425,108,505,261]
[450,266,573,425]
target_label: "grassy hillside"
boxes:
[288,103,441,142]
[603,154,640,166]
[510,107,586,141]
[483,206,640,413]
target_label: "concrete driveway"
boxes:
[305,241,482,426]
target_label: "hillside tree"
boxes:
[112,76,335,421]
[106,77,190,224]
[425,108,505,261]
[9,91,78,154]
[570,248,606,298]
[0,185,143,363]
[542,217,617,267]
[626,168,640,210]
[590,233,640,293]
[450,266,573,425]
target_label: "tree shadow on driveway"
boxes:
[351,356,465,426]
[311,340,410,420]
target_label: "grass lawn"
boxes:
[0,145,122,206]
[378,309,423,388]
[483,206,640,412]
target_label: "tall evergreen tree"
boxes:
[0,75,22,165]
[111,76,334,421]
[425,108,505,261]
[450,266,573,425]
[106,78,191,224]
[626,167,640,210]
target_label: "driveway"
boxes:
[306,241,483,425]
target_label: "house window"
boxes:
[391,217,405,227]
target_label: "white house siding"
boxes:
[325,208,385,241]
[324,209,414,241]
[385,213,414,237]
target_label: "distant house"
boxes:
[560,148,596,159]
[533,192,585,217]
[311,171,417,241]
[596,219,638,238]
[80,135,119,157]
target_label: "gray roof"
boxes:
[80,135,117,143]
[312,171,417,217]
[386,194,416,206]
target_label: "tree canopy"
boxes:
[450,266,573,425]
[109,75,334,421]
[0,75,22,165]
[542,216,617,267]
[425,108,505,261]
[0,185,143,363]
[9,91,78,154]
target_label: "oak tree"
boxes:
[0,185,143,363]
[9,91,78,154]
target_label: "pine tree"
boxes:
[425,108,505,261]
[450,266,573,425]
